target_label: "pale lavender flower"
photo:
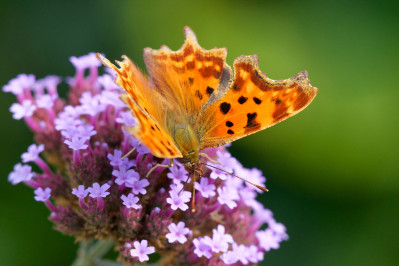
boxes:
[256,229,281,251]
[8,163,35,185]
[209,225,234,253]
[70,53,101,70]
[246,244,264,263]
[126,178,149,195]
[64,137,88,150]
[112,166,139,186]
[166,184,191,211]
[21,144,44,163]
[72,185,89,198]
[193,237,213,259]
[79,92,104,116]
[99,90,125,109]
[167,165,189,184]
[165,222,191,244]
[97,74,120,90]
[221,251,239,264]
[130,240,155,262]
[36,94,56,109]
[34,187,51,202]
[3,74,35,95]
[10,100,36,119]
[88,182,110,198]
[217,186,239,209]
[194,177,216,198]
[107,149,127,167]
[232,243,249,265]
[121,193,141,209]
[116,111,136,126]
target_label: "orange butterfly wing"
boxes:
[143,27,232,122]
[97,54,182,158]
[199,55,318,149]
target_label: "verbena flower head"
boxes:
[4,53,288,265]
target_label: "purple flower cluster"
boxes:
[4,53,288,265]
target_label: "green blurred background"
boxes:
[1,0,398,265]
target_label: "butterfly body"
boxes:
[97,26,318,170]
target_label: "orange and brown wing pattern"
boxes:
[199,55,318,149]
[97,53,182,159]
[143,26,232,122]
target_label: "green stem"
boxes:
[71,240,116,266]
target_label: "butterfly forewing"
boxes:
[143,27,232,123]
[198,55,318,149]
[97,54,183,159]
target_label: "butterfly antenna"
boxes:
[202,163,269,192]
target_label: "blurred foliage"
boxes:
[0,0,398,265]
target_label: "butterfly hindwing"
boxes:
[198,55,318,149]
[97,54,182,158]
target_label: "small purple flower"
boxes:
[70,53,101,70]
[34,187,51,202]
[99,90,125,109]
[88,182,111,198]
[246,244,264,263]
[208,225,233,253]
[10,100,36,120]
[97,74,120,90]
[165,222,191,244]
[8,163,35,185]
[36,94,56,109]
[208,164,228,180]
[130,240,155,262]
[215,150,237,172]
[64,136,88,150]
[21,144,45,163]
[126,178,149,195]
[221,251,238,264]
[3,74,35,95]
[121,193,141,209]
[232,243,249,265]
[116,111,136,126]
[167,165,189,184]
[166,184,191,211]
[77,124,97,141]
[193,237,213,259]
[194,177,216,198]
[217,186,239,209]
[256,229,281,251]
[72,185,89,198]
[112,165,140,186]
[107,149,126,167]
[79,92,105,116]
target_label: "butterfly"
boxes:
[97,26,317,187]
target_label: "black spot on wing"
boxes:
[238,96,248,104]
[195,90,203,100]
[206,86,214,95]
[226,121,233,127]
[227,129,234,135]
[219,102,231,114]
[253,97,262,104]
[245,112,260,129]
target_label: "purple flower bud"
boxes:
[130,240,155,262]
[34,187,51,202]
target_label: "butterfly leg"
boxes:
[146,159,174,178]
[122,147,137,159]
[199,152,221,165]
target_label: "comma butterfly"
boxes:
[97,26,317,192]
